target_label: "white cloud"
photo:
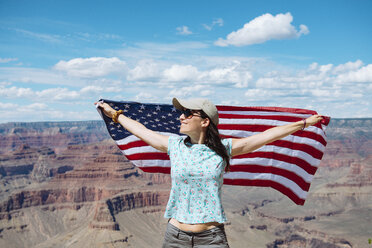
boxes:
[163,64,199,82]
[249,60,372,109]
[215,12,309,47]
[0,85,81,101]
[169,84,211,98]
[0,86,34,98]
[0,67,86,86]
[134,92,159,101]
[333,60,363,73]
[199,61,253,88]
[203,18,224,31]
[127,60,162,81]
[0,58,18,63]
[0,102,18,110]
[54,57,127,78]
[336,64,372,83]
[13,28,62,43]
[80,85,120,94]
[176,26,192,35]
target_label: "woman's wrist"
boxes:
[301,119,306,130]
[112,110,124,123]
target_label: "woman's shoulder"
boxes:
[221,138,232,156]
[221,138,232,146]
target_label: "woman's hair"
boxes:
[184,110,231,172]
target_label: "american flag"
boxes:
[97,99,330,205]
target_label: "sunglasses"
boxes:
[181,109,201,118]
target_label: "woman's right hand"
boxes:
[94,102,116,118]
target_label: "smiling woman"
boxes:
[95,97,323,247]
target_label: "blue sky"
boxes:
[0,0,371,122]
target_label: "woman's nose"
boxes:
[179,114,185,121]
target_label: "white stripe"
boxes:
[223,172,307,199]
[256,145,320,166]
[131,160,171,168]
[218,110,312,118]
[219,118,327,141]
[230,157,314,182]
[124,145,164,155]
[220,130,326,153]
[115,132,180,145]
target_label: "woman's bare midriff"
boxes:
[169,218,221,232]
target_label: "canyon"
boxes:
[0,118,371,247]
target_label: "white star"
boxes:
[144,121,149,125]
[111,134,116,137]
[110,121,115,125]
[168,113,173,116]
[124,104,130,109]
[147,114,152,117]
[171,107,177,112]
[161,116,166,119]
[140,104,146,110]
[156,105,161,111]
[155,118,160,122]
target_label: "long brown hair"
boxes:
[184,110,231,172]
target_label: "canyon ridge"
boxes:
[0,119,371,248]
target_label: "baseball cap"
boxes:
[172,97,219,125]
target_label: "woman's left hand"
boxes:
[305,114,323,127]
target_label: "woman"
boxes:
[95,98,323,248]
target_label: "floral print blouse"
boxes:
[164,136,232,224]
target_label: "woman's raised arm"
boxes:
[95,102,169,152]
[231,115,323,157]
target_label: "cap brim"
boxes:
[172,98,202,111]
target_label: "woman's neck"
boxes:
[189,132,206,144]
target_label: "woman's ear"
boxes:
[201,118,210,128]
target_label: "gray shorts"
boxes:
[162,222,230,248]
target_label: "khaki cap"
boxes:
[172,97,219,125]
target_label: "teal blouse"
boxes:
[164,136,232,224]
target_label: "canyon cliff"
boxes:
[0,119,371,248]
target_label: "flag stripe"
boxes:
[219,124,327,146]
[223,178,305,205]
[229,164,311,191]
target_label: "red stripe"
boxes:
[233,151,317,175]
[217,105,317,116]
[219,114,304,122]
[218,124,327,146]
[138,166,170,174]
[118,140,147,150]
[229,164,311,191]
[223,178,305,205]
[271,140,323,160]
[126,153,169,160]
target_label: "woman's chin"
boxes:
[179,127,188,135]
